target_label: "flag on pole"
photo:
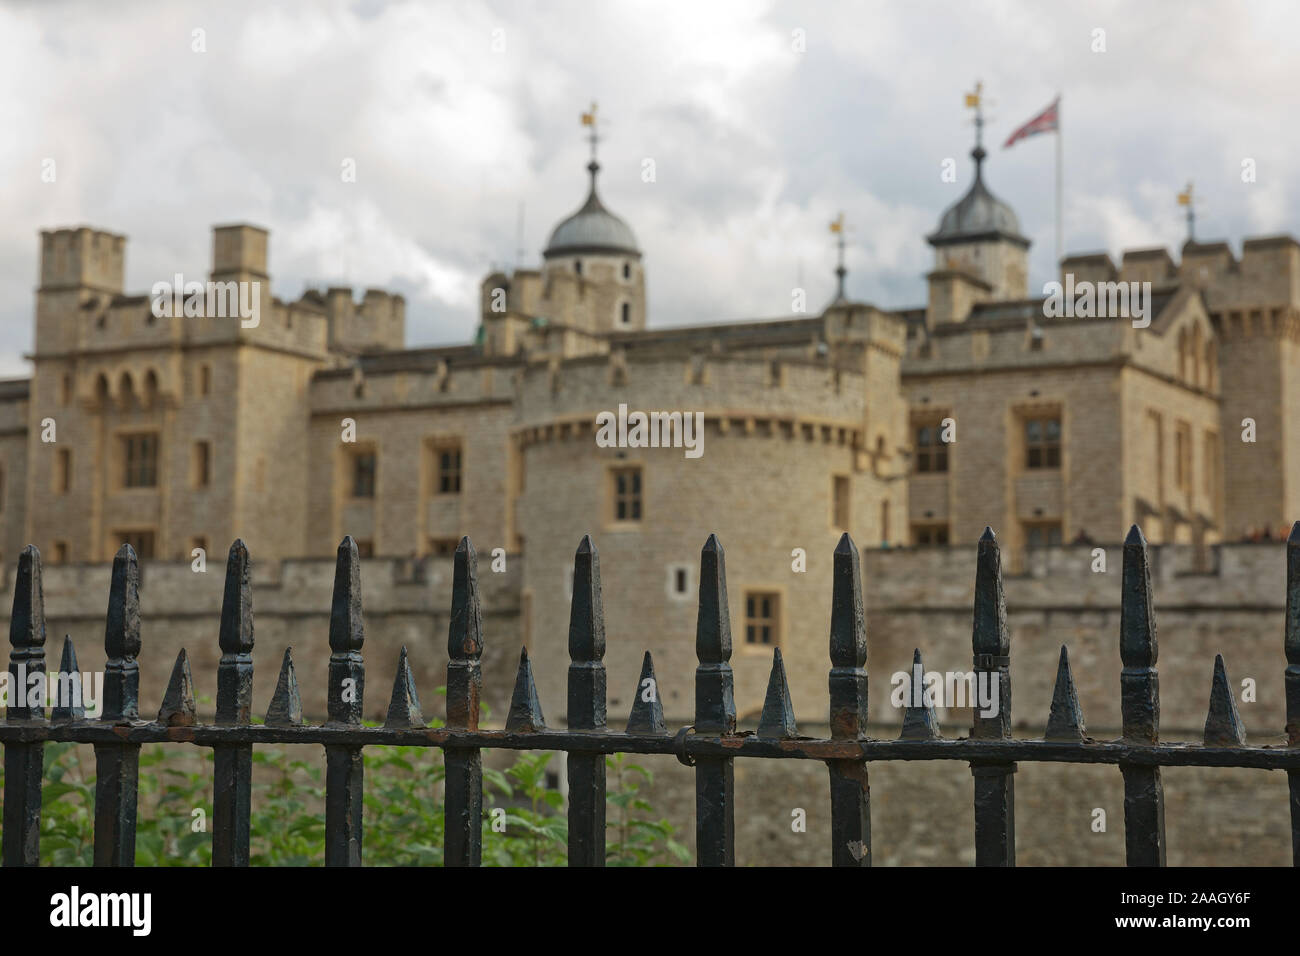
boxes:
[1003,97,1059,149]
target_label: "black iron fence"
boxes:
[2,523,1299,867]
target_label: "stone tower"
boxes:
[926,124,1030,323]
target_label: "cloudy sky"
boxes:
[2,0,1298,375]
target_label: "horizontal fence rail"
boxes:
[1,523,1299,867]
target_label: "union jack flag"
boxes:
[1003,97,1059,149]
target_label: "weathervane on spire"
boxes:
[830,212,848,303]
[965,80,995,175]
[581,101,600,182]
[1178,181,1197,242]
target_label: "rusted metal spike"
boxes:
[8,545,48,717]
[52,635,84,721]
[626,651,667,734]
[828,532,868,740]
[448,536,483,664]
[446,536,483,730]
[1286,521,1300,745]
[157,649,197,727]
[217,540,254,725]
[900,648,941,740]
[505,647,545,732]
[1203,654,1246,746]
[757,647,798,739]
[102,543,141,722]
[265,647,304,726]
[1120,524,1159,743]
[1045,645,1086,741]
[384,645,424,728]
[695,533,735,734]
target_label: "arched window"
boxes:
[574,259,583,277]
[623,262,631,280]
[620,302,631,326]
[1191,326,1203,386]
[1177,330,1188,382]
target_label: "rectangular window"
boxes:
[832,475,851,529]
[1024,416,1061,470]
[610,466,643,522]
[1024,521,1063,550]
[52,541,68,564]
[118,530,155,559]
[354,539,375,558]
[352,451,377,498]
[911,523,950,546]
[193,441,211,488]
[436,445,462,495]
[122,433,158,488]
[190,535,207,557]
[55,448,71,494]
[744,591,780,646]
[915,422,949,473]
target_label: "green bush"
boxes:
[1,732,689,867]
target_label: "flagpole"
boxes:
[1055,95,1063,271]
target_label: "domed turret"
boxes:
[925,88,1031,305]
[929,145,1027,248]
[544,160,640,259]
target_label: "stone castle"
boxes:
[3,121,1300,732]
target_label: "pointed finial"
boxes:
[1044,645,1086,741]
[446,536,483,730]
[216,540,254,725]
[385,646,424,729]
[448,536,482,661]
[828,533,867,739]
[1203,654,1246,746]
[972,526,1010,739]
[695,534,735,734]
[218,540,253,655]
[506,647,546,732]
[51,635,83,721]
[102,543,141,722]
[757,647,798,739]
[266,648,304,726]
[328,536,363,654]
[157,649,197,726]
[900,648,941,740]
[1120,525,1160,742]
[567,535,606,731]
[327,537,365,725]
[626,651,667,734]
[8,545,47,720]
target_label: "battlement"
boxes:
[39,227,125,292]
[1059,234,1300,313]
[211,223,268,279]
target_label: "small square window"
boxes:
[744,591,781,646]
